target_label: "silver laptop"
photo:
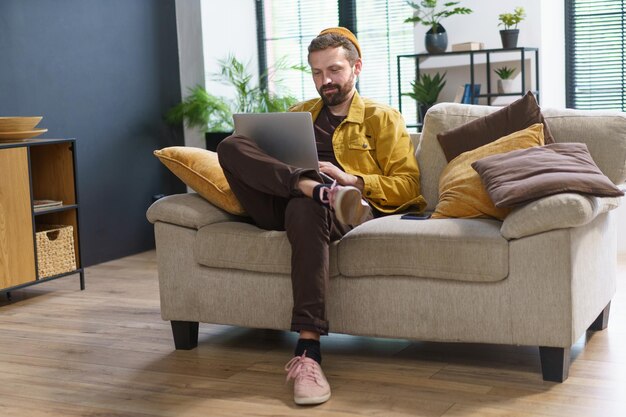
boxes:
[232,112,321,172]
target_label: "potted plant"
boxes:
[402,71,446,122]
[166,55,301,151]
[494,66,516,94]
[498,7,525,49]
[405,0,473,54]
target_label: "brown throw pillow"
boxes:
[154,146,247,216]
[437,91,555,162]
[431,123,545,220]
[472,142,624,208]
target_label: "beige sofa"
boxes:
[147,103,626,382]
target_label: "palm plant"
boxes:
[166,55,302,133]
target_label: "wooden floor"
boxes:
[1,252,626,417]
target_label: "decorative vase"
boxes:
[418,104,430,124]
[497,79,515,94]
[205,131,232,151]
[499,29,519,49]
[425,24,448,54]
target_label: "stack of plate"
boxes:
[0,117,47,142]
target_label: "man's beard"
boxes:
[318,72,356,106]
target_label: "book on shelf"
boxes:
[33,199,63,210]
[451,42,485,52]
[461,84,481,104]
[453,86,465,103]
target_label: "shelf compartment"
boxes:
[34,204,79,215]
[35,209,81,271]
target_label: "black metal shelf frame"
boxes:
[0,138,84,298]
[397,47,540,129]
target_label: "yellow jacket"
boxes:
[290,91,427,214]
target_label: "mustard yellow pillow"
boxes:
[154,146,246,216]
[432,123,545,220]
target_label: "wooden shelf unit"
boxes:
[397,47,540,130]
[0,138,84,295]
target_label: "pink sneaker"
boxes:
[285,353,331,405]
[318,182,370,226]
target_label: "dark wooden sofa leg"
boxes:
[539,346,570,382]
[171,320,199,350]
[588,302,611,331]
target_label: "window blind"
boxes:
[260,0,414,108]
[566,0,625,111]
[262,0,339,101]
[355,0,414,108]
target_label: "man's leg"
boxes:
[217,135,323,230]
[283,197,373,405]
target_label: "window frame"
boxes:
[565,0,626,111]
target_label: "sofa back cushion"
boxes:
[542,108,626,185]
[436,92,554,162]
[417,104,626,211]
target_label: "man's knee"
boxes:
[216,135,249,169]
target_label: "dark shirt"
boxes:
[314,106,345,170]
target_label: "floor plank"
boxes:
[1,250,626,416]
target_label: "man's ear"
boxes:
[353,58,363,76]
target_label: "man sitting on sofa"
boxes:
[217,27,426,405]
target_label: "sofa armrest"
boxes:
[501,190,623,240]
[147,193,246,230]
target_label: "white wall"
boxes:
[201,0,258,100]
[413,0,565,108]
[175,0,206,148]
[174,0,258,148]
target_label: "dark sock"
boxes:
[311,184,330,208]
[294,338,322,364]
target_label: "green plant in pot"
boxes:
[405,0,473,54]
[498,7,525,49]
[166,55,301,151]
[494,66,516,94]
[403,71,446,123]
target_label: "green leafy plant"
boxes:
[498,7,526,30]
[403,72,447,107]
[166,55,302,133]
[404,0,473,33]
[494,66,516,80]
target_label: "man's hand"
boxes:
[319,161,364,191]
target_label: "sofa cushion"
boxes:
[338,215,508,282]
[472,142,624,208]
[154,147,246,216]
[416,104,626,212]
[432,123,544,220]
[147,193,242,229]
[542,108,626,185]
[436,91,554,162]
[194,222,340,277]
[501,193,621,240]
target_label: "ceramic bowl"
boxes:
[0,116,43,132]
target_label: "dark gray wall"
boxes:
[0,0,186,266]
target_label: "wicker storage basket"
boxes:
[36,224,77,278]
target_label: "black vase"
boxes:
[418,104,430,124]
[425,24,448,54]
[205,131,233,151]
[500,29,519,49]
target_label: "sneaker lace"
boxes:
[285,352,323,386]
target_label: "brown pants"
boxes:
[217,135,372,335]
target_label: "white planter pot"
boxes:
[497,79,515,94]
